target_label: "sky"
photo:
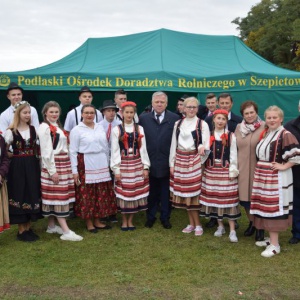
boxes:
[0,0,259,72]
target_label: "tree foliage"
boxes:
[232,0,300,70]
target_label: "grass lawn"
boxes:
[0,209,299,300]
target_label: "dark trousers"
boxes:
[292,187,300,239]
[147,175,171,222]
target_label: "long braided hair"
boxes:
[119,103,142,149]
[211,110,229,147]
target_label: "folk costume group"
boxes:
[0,83,300,258]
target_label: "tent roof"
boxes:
[19,28,298,76]
[1,28,300,91]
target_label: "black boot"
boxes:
[205,218,217,228]
[244,221,256,236]
[255,229,265,241]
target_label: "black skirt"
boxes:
[7,155,42,224]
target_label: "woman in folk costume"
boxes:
[169,97,210,236]
[5,101,41,242]
[110,101,150,231]
[0,134,10,235]
[69,104,117,233]
[200,109,240,242]
[38,101,82,242]
[235,100,266,241]
[251,106,300,257]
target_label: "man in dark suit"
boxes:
[204,92,243,228]
[198,93,218,120]
[139,91,180,229]
[175,94,188,118]
[205,93,243,131]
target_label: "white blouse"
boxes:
[256,126,300,164]
[214,128,239,178]
[4,128,31,144]
[110,122,150,175]
[37,122,68,176]
[169,116,210,167]
[69,122,111,183]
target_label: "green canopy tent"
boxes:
[1,28,300,120]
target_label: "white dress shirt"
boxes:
[64,104,103,132]
[0,105,39,134]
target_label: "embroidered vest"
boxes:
[118,124,140,156]
[208,132,232,167]
[11,126,38,156]
[175,118,203,149]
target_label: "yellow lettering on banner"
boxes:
[178,78,235,90]
[66,76,112,87]
[238,79,247,86]
[115,77,173,88]
[116,77,124,87]
[250,75,300,89]
[67,76,76,86]
[18,76,63,86]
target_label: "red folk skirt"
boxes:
[75,153,117,219]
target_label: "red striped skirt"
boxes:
[200,161,238,208]
[41,153,75,206]
[170,149,202,197]
[114,154,149,202]
[250,161,293,218]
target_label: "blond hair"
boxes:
[8,102,31,134]
[264,105,284,120]
[183,97,199,107]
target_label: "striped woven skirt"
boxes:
[200,161,240,220]
[75,153,117,219]
[41,153,75,217]
[0,181,10,233]
[250,161,293,231]
[170,149,202,210]
[114,154,149,214]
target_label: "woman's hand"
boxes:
[143,169,149,179]
[115,173,121,182]
[51,173,59,184]
[73,174,81,186]
[271,162,294,171]
[170,167,174,176]
[198,145,205,156]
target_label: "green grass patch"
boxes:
[0,209,299,299]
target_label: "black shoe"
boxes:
[87,227,98,233]
[161,220,172,229]
[100,217,109,222]
[244,222,256,236]
[109,215,118,223]
[255,229,265,241]
[289,237,300,244]
[205,218,217,228]
[94,224,112,230]
[68,211,76,219]
[17,231,37,242]
[28,228,40,240]
[145,219,155,228]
